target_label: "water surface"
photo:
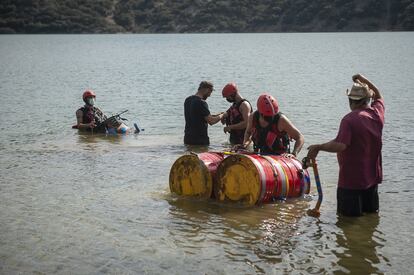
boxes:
[0,33,413,274]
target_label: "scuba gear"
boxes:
[225,99,252,144]
[79,105,107,133]
[74,109,132,134]
[86,97,95,106]
[95,109,129,130]
[80,106,106,125]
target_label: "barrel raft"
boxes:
[215,154,310,206]
[169,152,310,206]
[169,152,225,199]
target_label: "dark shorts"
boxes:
[337,185,379,217]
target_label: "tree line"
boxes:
[1,0,413,34]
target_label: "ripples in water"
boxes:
[1,33,413,273]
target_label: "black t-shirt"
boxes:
[184,95,211,145]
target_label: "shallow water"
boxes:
[0,33,413,274]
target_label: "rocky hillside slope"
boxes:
[1,0,413,33]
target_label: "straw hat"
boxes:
[346,83,373,100]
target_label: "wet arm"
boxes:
[280,115,304,156]
[307,140,347,159]
[242,115,254,148]
[205,113,224,125]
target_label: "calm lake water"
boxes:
[0,33,413,274]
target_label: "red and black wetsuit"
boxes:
[251,111,290,154]
[78,105,107,133]
[225,99,252,144]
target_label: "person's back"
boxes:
[336,98,385,189]
[184,95,210,145]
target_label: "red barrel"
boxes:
[215,153,310,206]
[169,152,225,199]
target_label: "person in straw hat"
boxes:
[307,74,384,217]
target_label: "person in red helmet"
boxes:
[220,83,252,144]
[76,90,108,133]
[242,93,304,156]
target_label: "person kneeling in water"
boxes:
[76,90,130,134]
[76,90,108,133]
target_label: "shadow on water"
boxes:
[334,214,388,274]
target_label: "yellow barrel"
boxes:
[169,152,225,198]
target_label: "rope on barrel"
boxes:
[261,155,279,202]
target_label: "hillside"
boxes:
[0,0,413,34]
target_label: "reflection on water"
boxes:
[334,214,388,274]
[184,143,235,154]
[165,196,316,273]
[184,144,210,153]
[76,131,132,145]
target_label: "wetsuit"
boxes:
[251,111,290,154]
[225,99,252,144]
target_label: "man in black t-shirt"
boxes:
[184,81,224,145]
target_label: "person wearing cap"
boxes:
[76,90,108,133]
[184,81,224,145]
[220,83,252,144]
[241,93,304,156]
[307,74,384,217]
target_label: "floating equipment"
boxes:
[72,110,135,134]
[72,123,130,134]
[215,154,310,206]
[169,152,225,199]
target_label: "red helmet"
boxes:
[257,93,279,116]
[222,83,238,97]
[82,90,96,101]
